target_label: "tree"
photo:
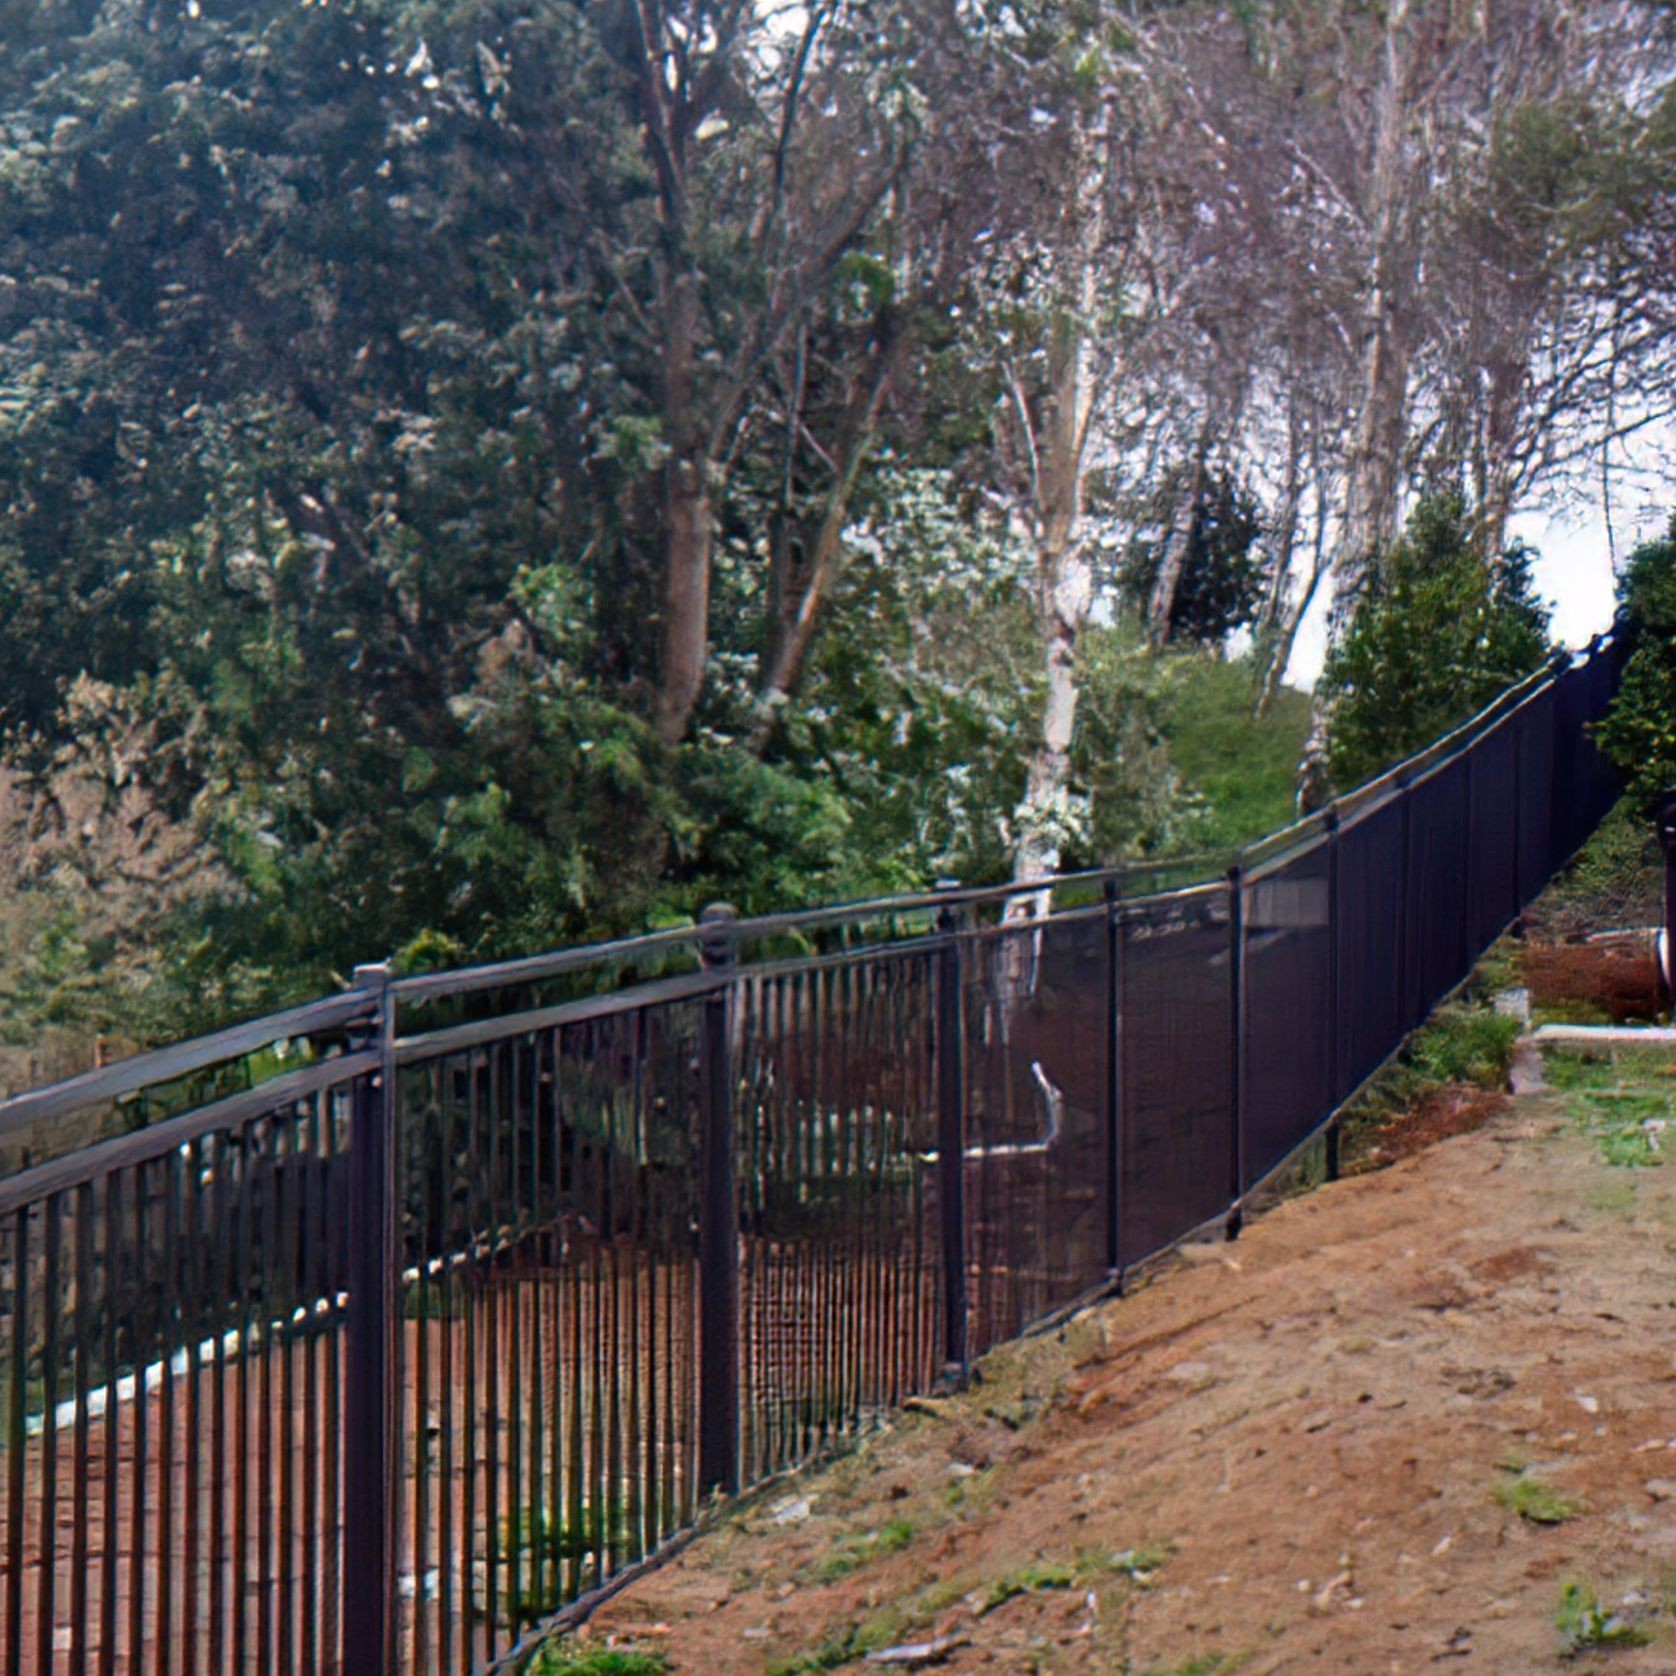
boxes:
[1321,494,1550,791]
[1593,517,1676,808]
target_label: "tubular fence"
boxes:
[0,629,1630,1674]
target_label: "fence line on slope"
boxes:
[0,627,1630,1675]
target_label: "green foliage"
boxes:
[1595,517,1676,807]
[526,1647,669,1676]
[1153,653,1314,855]
[1405,1008,1522,1089]
[1324,495,1551,791]
[1121,467,1270,646]
[1495,1472,1579,1525]
[1556,1581,1652,1653]
[809,1517,917,1582]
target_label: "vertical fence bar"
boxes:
[934,883,969,1383]
[697,904,740,1498]
[1323,810,1343,1182]
[1226,864,1246,1236]
[343,964,396,1676]
[1103,874,1124,1284]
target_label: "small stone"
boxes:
[1643,1479,1676,1502]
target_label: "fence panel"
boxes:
[393,1000,703,1676]
[1117,884,1236,1265]
[960,909,1112,1356]
[1334,800,1407,1103]
[735,947,942,1483]
[0,1061,367,1676]
[1403,755,1473,1024]
[1515,686,1558,903]
[1241,844,1333,1189]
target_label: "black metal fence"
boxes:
[0,630,1629,1674]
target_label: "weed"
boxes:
[1495,1473,1579,1525]
[808,1518,916,1582]
[1556,1580,1652,1653]
[526,1645,669,1676]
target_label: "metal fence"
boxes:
[0,630,1630,1674]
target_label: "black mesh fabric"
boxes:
[1466,722,1519,954]
[1334,801,1407,1099]
[1241,846,1332,1188]
[1514,686,1557,903]
[1117,885,1234,1265]
[960,909,1111,1351]
[1403,755,1471,1022]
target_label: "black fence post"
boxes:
[343,963,396,1676]
[697,903,741,1498]
[1103,873,1125,1287]
[1226,864,1245,1239]
[1323,810,1342,1183]
[934,882,969,1385]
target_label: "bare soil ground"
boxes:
[577,1083,1676,1674]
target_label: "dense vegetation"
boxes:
[0,0,1671,1064]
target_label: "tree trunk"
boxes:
[1146,422,1213,649]
[749,330,895,754]
[1011,299,1095,889]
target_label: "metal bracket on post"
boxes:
[1103,873,1125,1292]
[1656,798,1676,1006]
[1225,864,1245,1241]
[933,881,969,1389]
[697,903,740,1498]
[343,962,396,1676]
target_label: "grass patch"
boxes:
[1495,1472,1580,1525]
[526,1646,669,1676]
[978,1558,1077,1614]
[1542,1046,1673,1167]
[1141,1657,1241,1676]
[808,1517,916,1582]
[765,1610,906,1676]
[1156,653,1313,856]
[1556,1580,1652,1653]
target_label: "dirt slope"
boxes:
[578,1087,1676,1674]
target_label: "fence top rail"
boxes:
[388,852,1227,1007]
[0,986,377,1143]
[0,1050,380,1217]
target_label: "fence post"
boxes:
[697,903,741,1498]
[343,963,396,1676]
[934,882,969,1385]
[1226,863,1245,1239]
[1103,873,1125,1287]
[1323,810,1342,1183]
